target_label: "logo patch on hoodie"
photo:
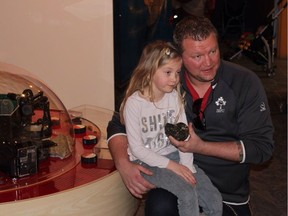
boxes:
[215,97,226,113]
[260,102,266,112]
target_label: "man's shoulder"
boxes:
[219,60,260,86]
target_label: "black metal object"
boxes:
[0,89,53,177]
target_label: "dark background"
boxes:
[113,0,275,111]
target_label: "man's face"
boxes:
[181,33,220,84]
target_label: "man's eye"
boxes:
[192,55,201,60]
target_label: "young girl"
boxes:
[120,40,222,216]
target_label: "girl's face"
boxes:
[151,58,182,101]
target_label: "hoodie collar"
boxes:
[180,59,223,92]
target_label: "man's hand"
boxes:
[118,160,155,198]
[169,123,243,162]
[169,123,203,153]
[108,135,155,198]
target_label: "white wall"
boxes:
[0,0,114,110]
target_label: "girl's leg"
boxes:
[194,165,223,216]
[142,165,199,216]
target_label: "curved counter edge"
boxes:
[0,171,139,216]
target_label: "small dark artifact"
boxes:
[165,122,189,141]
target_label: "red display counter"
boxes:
[0,105,139,216]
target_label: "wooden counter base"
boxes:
[0,171,139,216]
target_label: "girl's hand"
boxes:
[166,160,196,185]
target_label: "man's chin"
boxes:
[197,76,215,83]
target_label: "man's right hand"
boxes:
[108,134,155,198]
[118,160,155,198]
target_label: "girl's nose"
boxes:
[171,73,179,83]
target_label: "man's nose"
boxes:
[204,55,212,66]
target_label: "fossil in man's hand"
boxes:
[165,122,189,141]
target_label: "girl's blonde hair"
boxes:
[120,40,183,124]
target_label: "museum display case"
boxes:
[0,71,138,216]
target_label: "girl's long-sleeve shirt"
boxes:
[124,90,196,173]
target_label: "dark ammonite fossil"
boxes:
[165,122,189,141]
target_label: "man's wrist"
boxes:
[236,140,245,163]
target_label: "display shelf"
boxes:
[0,105,138,216]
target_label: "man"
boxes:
[107,16,274,216]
